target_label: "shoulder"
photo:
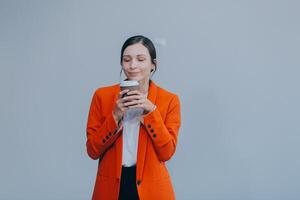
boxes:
[94,83,119,96]
[154,83,181,115]
[156,84,180,103]
[90,83,119,103]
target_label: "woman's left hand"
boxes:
[122,90,155,114]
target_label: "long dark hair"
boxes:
[120,35,157,79]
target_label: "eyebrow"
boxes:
[123,54,147,57]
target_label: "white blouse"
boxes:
[121,93,157,167]
[122,107,143,167]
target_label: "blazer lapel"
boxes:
[112,84,123,179]
[147,80,158,105]
[136,80,157,181]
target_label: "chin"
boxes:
[127,77,142,81]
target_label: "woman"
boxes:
[86,35,181,200]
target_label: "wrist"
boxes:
[144,105,156,115]
[112,111,121,125]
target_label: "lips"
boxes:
[128,72,139,76]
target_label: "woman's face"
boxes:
[122,43,155,82]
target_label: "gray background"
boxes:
[1,0,299,199]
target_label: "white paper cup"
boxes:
[120,80,139,98]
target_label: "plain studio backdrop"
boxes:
[1,0,299,199]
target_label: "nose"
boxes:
[129,59,138,69]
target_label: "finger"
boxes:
[123,92,145,100]
[120,89,129,95]
[120,106,128,112]
[116,99,125,105]
[119,89,129,98]
[126,90,142,96]
[117,99,127,108]
[118,103,128,112]
[124,99,143,107]
[123,95,141,102]
[128,104,143,109]
[126,91,147,100]
[118,100,129,108]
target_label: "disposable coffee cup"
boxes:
[120,80,139,98]
[120,80,143,117]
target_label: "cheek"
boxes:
[122,62,128,67]
[122,63,130,71]
[141,62,152,71]
[141,68,151,75]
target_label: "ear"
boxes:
[152,59,157,67]
[151,59,157,72]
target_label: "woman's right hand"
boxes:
[112,89,130,125]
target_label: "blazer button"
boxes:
[150,129,154,133]
[137,180,141,186]
[102,139,106,143]
[152,134,157,138]
[106,135,109,140]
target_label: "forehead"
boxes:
[123,43,150,57]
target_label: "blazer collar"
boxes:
[147,80,158,105]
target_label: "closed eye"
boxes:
[123,58,131,62]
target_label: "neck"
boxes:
[138,78,150,94]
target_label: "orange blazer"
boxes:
[86,80,181,200]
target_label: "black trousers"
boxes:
[118,165,139,200]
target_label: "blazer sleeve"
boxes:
[86,90,121,160]
[143,94,181,161]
